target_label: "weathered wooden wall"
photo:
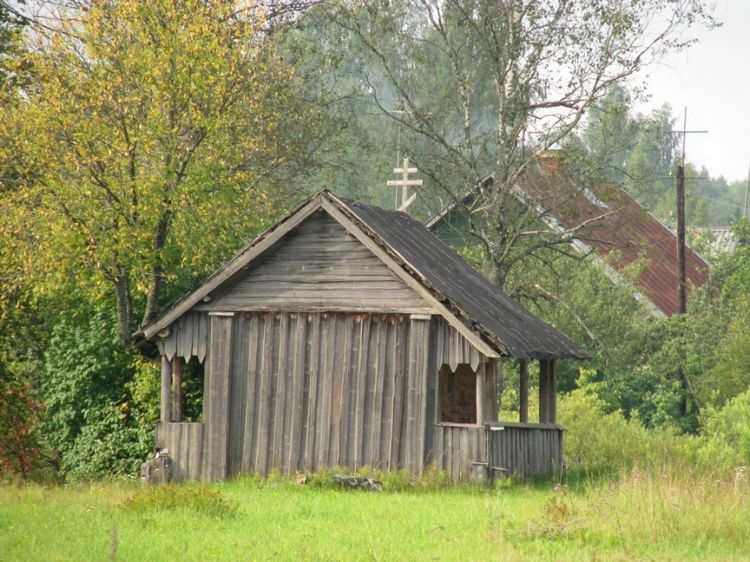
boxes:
[201,311,437,479]
[487,422,563,478]
[155,422,204,481]
[159,311,208,363]
[196,211,433,314]
[431,425,487,483]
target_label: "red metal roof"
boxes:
[526,160,710,317]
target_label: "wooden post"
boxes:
[519,360,529,423]
[475,364,485,424]
[548,359,557,425]
[484,360,498,422]
[160,354,172,424]
[538,359,549,424]
[171,356,184,423]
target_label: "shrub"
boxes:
[121,484,239,518]
[697,388,750,472]
[559,383,696,475]
[39,311,153,480]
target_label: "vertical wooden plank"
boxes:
[304,313,321,471]
[352,315,370,469]
[197,313,208,364]
[160,355,172,424]
[286,313,306,473]
[316,313,334,470]
[241,314,260,472]
[519,360,529,423]
[272,313,290,470]
[336,314,354,468]
[206,314,233,481]
[327,314,343,468]
[227,316,246,475]
[171,356,184,423]
[424,319,439,463]
[390,316,406,469]
[379,317,395,466]
[254,314,273,475]
[369,317,387,468]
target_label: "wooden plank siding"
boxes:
[432,425,487,484]
[195,211,433,314]
[201,311,439,479]
[487,423,563,478]
[155,422,204,481]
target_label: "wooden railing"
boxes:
[486,422,563,478]
[432,422,563,482]
[155,422,205,481]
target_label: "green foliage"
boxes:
[0,361,43,478]
[698,389,750,470]
[39,311,152,480]
[121,484,239,519]
[559,374,696,475]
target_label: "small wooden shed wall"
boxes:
[145,192,588,483]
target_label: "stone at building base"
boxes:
[141,450,173,485]
[332,473,383,492]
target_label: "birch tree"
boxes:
[330,0,715,288]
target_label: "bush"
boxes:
[559,382,696,475]
[697,388,750,472]
[39,310,153,480]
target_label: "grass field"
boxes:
[1,469,750,561]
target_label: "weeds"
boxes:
[120,484,239,518]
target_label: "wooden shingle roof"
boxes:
[140,190,589,360]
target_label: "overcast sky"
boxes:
[635,0,750,184]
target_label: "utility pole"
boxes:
[672,107,708,315]
[670,107,707,418]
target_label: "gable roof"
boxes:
[140,190,589,360]
[428,166,711,317]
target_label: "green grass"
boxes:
[1,468,750,561]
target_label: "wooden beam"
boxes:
[538,359,549,424]
[171,356,184,423]
[320,199,500,359]
[160,354,172,424]
[475,363,485,425]
[548,359,557,425]
[483,359,498,423]
[519,360,529,423]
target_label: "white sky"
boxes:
[635,0,750,183]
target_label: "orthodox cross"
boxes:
[387,157,423,212]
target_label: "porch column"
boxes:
[519,360,529,423]
[160,354,172,423]
[548,359,557,424]
[171,356,184,422]
[475,364,485,424]
[483,359,499,422]
[538,359,549,424]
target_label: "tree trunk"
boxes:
[114,269,133,347]
[142,209,171,328]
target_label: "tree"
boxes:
[327,0,715,289]
[0,0,318,346]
